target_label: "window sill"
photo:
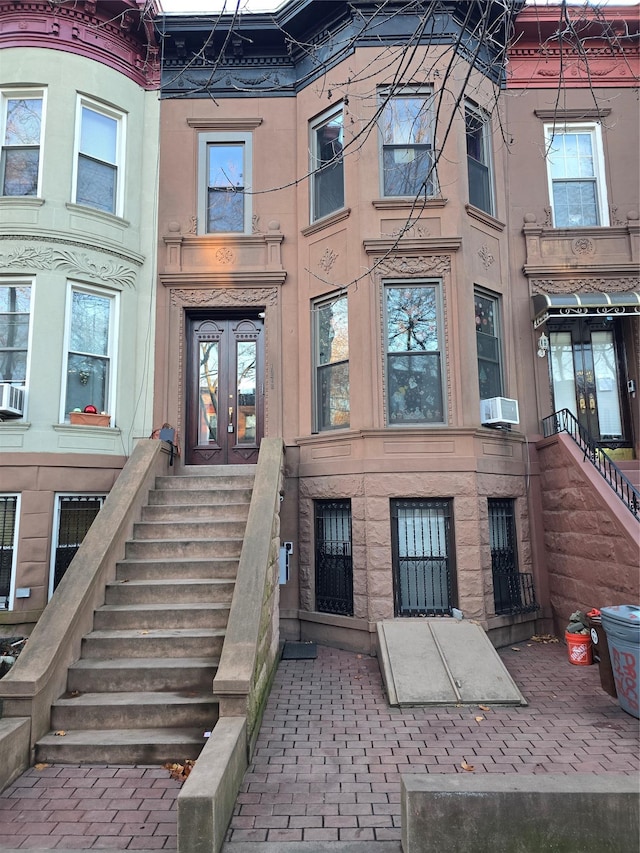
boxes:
[465,204,505,232]
[54,422,120,435]
[372,197,448,210]
[301,207,351,238]
[0,196,45,208]
[0,420,30,431]
[65,203,130,228]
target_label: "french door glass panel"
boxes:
[199,340,219,445]
[592,331,622,437]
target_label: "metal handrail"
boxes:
[542,409,639,519]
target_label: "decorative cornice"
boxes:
[509,6,640,89]
[524,264,639,279]
[0,1,160,90]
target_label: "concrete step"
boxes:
[81,628,225,659]
[35,727,208,764]
[93,603,230,631]
[180,464,256,477]
[132,519,247,541]
[155,474,254,491]
[50,691,218,731]
[124,538,242,560]
[141,502,249,522]
[148,488,253,506]
[115,557,239,581]
[67,657,219,693]
[105,578,235,605]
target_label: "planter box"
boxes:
[69,412,111,427]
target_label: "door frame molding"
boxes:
[164,286,282,443]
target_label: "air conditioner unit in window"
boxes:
[0,384,25,417]
[480,396,519,426]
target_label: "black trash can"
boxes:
[587,611,617,698]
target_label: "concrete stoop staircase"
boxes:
[35,465,255,765]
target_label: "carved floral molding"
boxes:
[531,277,640,294]
[375,254,451,276]
[0,244,137,288]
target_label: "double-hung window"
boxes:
[475,289,503,400]
[73,97,124,215]
[0,282,31,387]
[465,102,494,215]
[544,123,608,227]
[385,282,445,425]
[1,90,44,197]
[313,293,349,431]
[50,494,106,597]
[63,285,117,422]
[197,132,252,234]
[380,89,436,197]
[310,107,344,222]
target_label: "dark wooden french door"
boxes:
[186,313,264,465]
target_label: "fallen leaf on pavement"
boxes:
[475,716,484,722]
[478,704,490,712]
[34,763,49,770]
[461,760,475,772]
[54,731,66,737]
[511,647,520,652]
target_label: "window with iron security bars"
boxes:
[488,498,538,616]
[391,499,456,616]
[51,496,105,595]
[0,496,17,610]
[315,500,353,616]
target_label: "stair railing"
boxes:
[542,409,639,519]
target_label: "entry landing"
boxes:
[377,619,527,707]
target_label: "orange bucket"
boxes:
[565,630,593,666]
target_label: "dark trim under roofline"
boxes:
[157,0,523,99]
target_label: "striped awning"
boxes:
[532,292,640,328]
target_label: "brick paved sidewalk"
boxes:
[226,641,639,846]
[0,640,637,850]
[0,765,180,850]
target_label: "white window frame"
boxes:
[0,88,46,198]
[378,86,436,198]
[0,493,20,612]
[49,493,106,599]
[543,122,609,228]
[310,105,345,223]
[197,131,252,236]
[60,283,119,424]
[465,100,494,216]
[71,95,126,217]
[0,278,34,408]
